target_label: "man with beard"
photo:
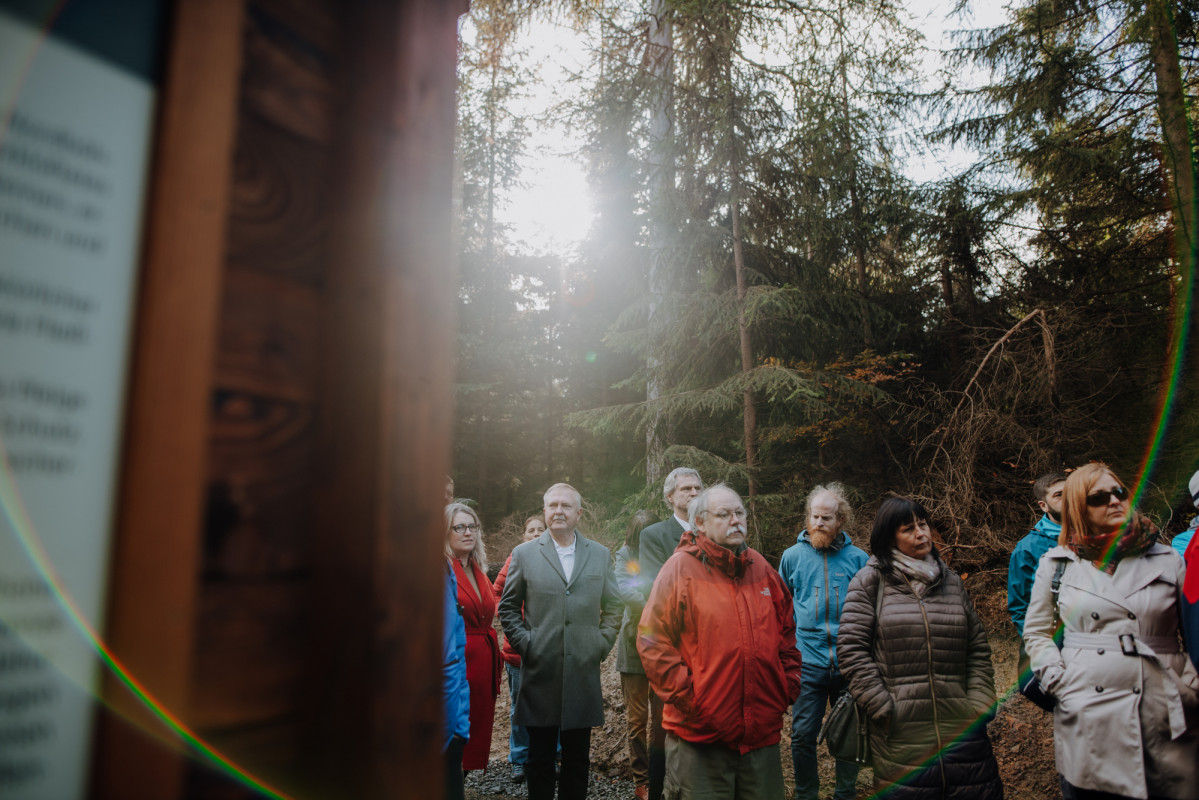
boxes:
[777,483,868,800]
[1007,471,1066,710]
[639,484,802,800]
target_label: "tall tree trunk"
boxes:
[1145,0,1198,486]
[725,55,756,501]
[940,261,961,376]
[645,0,674,485]
[731,175,756,500]
[838,9,871,349]
[1147,0,1197,277]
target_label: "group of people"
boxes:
[441,464,1199,800]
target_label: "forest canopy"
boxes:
[451,0,1199,568]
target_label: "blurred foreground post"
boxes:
[93,0,466,798]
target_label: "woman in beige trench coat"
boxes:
[1024,463,1199,800]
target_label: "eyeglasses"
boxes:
[451,523,482,534]
[1085,486,1129,507]
[710,509,748,521]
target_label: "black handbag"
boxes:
[816,572,885,764]
[817,688,871,764]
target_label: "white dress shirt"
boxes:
[554,534,577,582]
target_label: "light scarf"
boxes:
[890,549,940,596]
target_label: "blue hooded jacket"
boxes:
[777,530,868,671]
[1183,534,1198,670]
[443,560,470,750]
[1007,514,1061,635]
[1171,516,1197,559]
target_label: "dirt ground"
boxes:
[481,575,1061,799]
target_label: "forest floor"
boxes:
[467,574,1061,800]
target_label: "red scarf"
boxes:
[1068,510,1156,567]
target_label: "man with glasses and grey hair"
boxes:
[635,467,703,800]
[638,484,802,800]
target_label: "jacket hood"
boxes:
[797,529,852,551]
[679,529,750,579]
[1031,514,1062,540]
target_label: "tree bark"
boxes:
[1145,0,1198,486]
[645,0,674,485]
[725,54,757,501]
[1147,0,1197,279]
[837,5,871,349]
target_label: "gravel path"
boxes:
[465,760,636,800]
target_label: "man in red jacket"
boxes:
[638,484,803,800]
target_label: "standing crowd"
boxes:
[442,465,1199,800]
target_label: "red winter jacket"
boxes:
[492,554,520,667]
[638,531,802,753]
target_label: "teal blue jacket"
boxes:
[777,531,868,671]
[1006,514,1061,635]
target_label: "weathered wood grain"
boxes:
[92,2,245,799]
[190,581,307,730]
[241,2,337,144]
[224,113,331,287]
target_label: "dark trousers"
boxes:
[648,691,666,800]
[790,665,859,800]
[443,734,466,800]
[1059,776,1170,800]
[528,725,591,800]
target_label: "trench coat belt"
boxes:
[1061,631,1188,739]
[1061,632,1180,654]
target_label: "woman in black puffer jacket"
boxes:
[838,498,1003,800]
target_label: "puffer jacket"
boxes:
[491,553,521,667]
[614,544,651,674]
[638,531,803,754]
[777,529,868,670]
[1024,544,1199,799]
[838,555,1002,800]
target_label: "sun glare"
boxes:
[492,18,594,254]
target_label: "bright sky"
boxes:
[494,0,1013,253]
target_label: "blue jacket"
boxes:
[777,530,868,671]
[1171,516,1196,558]
[443,560,470,750]
[1007,514,1061,636]
[1184,535,1199,670]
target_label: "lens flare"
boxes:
[0,433,293,799]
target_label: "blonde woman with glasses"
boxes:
[446,502,501,776]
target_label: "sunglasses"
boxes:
[1085,486,1129,507]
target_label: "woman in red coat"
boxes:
[446,502,501,772]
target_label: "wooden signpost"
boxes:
[1,1,467,798]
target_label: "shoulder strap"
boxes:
[1051,558,1067,593]
[871,566,886,658]
[874,567,886,619]
[1050,558,1068,645]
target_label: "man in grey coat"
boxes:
[500,483,623,800]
